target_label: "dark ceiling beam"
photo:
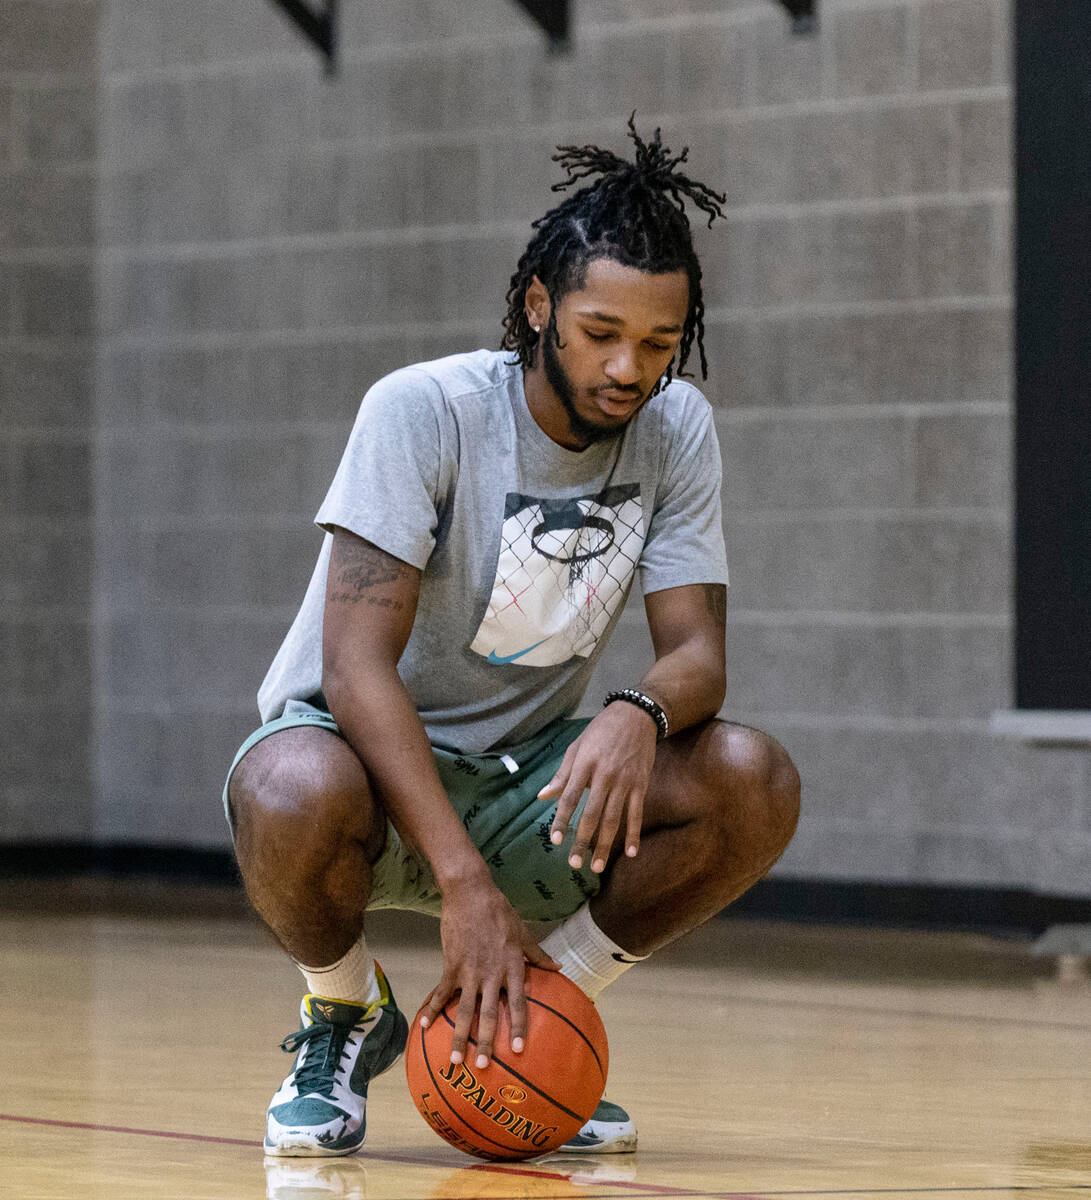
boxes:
[269,0,338,72]
[778,0,817,34]
[512,0,571,52]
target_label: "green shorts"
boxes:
[222,708,599,923]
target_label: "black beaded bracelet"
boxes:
[603,688,669,741]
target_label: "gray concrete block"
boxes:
[873,101,958,196]
[0,264,12,333]
[0,435,90,517]
[12,258,95,337]
[0,84,12,162]
[905,730,1089,833]
[96,346,147,428]
[832,5,909,98]
[11,164,94,264]
[1,345,93,427]
[781,103,956,204]
[908,827,1033,887]
[826,208,911,301]
[436,40,543,134]
[0,705,90,792]
[0,523,92,607]
[913,410,1010,508]
[728,514,1008,614]
[173,67,313,163]
[100,611,288,707]
[774,820,919,883]
[951,306,1012,405]
[148,526,324,608]
[901,623,1009,717]
[403,324,498,368]
[0,616,91,701]
[787,108,880,204]
[97,427,344,522]
[719,114,793,208]
[166,0,303,67]
[690,316,759,408]
[482,129,572,224]
[741,213,829,307]
[774,726,912,824]
[3,783,91,841]
[340,140,484,233]
[0,168,95,251]
[560,28,675,123]
[719,412,913,511]
[14,80,97,163]
[1031,827,1091,898]
[724,619,907,717]
[302,243,390,330]
[0,1,98,73]
[917,0,998,91]
[435,236,518,325]
[677,20,749,113]
[102,77,184,172]
[94,706,254,838]
[745,12,825,107]
[93,522,150,611]
[695,212,754,308]
[914,201,1006,299]
[957,96,1012,191]
[766,308,961,409]
[310,57,397,144]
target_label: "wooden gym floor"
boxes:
[2,879,1091,1199]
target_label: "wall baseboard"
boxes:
[2,842,1088,937]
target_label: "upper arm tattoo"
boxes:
[328,535,409,608]
[704,583,727,622]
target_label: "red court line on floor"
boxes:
[0,1111,258,1147]
[0,1112,766,1198]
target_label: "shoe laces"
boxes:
[279,1000,381,1098]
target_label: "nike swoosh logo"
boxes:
[611,952,640,964]
[486,638,550,665]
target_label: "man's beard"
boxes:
[541,330,646,447]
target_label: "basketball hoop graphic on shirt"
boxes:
[471,483,643,668]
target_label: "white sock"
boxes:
[295,931,381,1007]
[539,904,648,1001]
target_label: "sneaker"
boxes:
[264,963,408,1157]
[560,1100,637,1153]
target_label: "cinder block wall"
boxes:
[1,0,100,839]
[17,0,1086,891]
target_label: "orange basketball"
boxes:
[405,964,608,1161]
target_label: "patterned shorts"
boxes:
[223,706,599,922]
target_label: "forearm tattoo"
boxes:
[328,536,408,608]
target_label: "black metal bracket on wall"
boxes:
[512,0,570,52]
[269,0,338,72]
[778,0,817,34]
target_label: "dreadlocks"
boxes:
[501,115,727,385]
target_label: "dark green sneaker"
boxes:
[560,1100,637,1153]
[264,963,408,1157]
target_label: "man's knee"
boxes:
[692,720,801,860]
[229,729,383,862]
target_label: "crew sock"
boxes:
[294,931,382,1008]
[540,903,648,1001]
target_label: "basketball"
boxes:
[405,964,608,1161]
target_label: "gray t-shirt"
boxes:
[258,349,729,753]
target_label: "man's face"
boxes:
[529,258,690,448]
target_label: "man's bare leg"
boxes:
[591,719,800,954]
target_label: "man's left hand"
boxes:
[537,702,659,874]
